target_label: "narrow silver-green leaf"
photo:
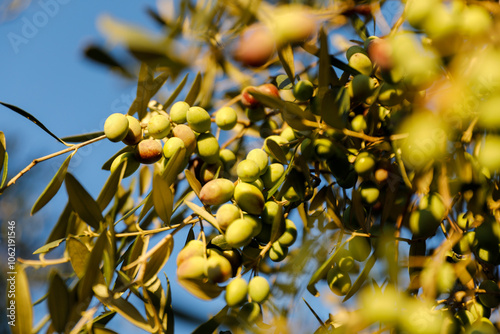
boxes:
[129,63,153,119]
[67,237,90,279]
[45,203,72,244]
[143,235,174,286]
[192,306,229,334]
[123,236,145,279]
[161,146,186,185]
[47,271,69,332]
[101,146,134,171]
[65,173,104,230]
[184,201,222,233]
[153,174,174,226]
[307,240,348,297]
[139,166,152,196]
[31,153,72,215]
[184,72,202,106]
[277,44,295,85]
[0,101,67,146]
[61,131,105,143]
[8,264,32,334]
[282,101,317,131]
[79,231,107,299]
[342,253,376,302]
[178,278,223,300]
[266,139,288,165]
[163,73,188,109]
[33,238,65,255]
[0,131,6,180]
[106,296,154,332]
[184,169,201,198]
[97,160,126,210]
[1,152,8,189]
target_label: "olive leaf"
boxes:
[184,72,202,106]
[45,203,72,244]
[185,169,202,197]
[101,146,134,171]
[97,160,127,210]
[67,237,91,279]
[266,138,288,165]
[143,235,174,286]
[307,240,348,297]
[65,173,104,230]
[192,306,229,334]
[184,200,222,233]
[0,131,6,187]
[342,253,376,302]
[61,131,105,143]
[8,264,32,334]
[153,174,174,226]
[31,153,73,215]
[79,231,108,300]
[33,238,65,255]
[47,271,70,333]
[163,73,188,109]
[122,235,145,279]
[139,165,152,196]
[277,43,295,85]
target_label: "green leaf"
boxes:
[0,101,67,146]
[250,90,285,110]
[267,152,296,200]
[307,240,348,297]
[282,101,317,131]
[0,131,6,181]
[33,238,65,255]
[184,72,202,106]
[79,231,107,300]
[97,160,126,210]
[31,153,72,215]
[128,62,153,119]
[184,169,201,198]
[67,237,90,279]
[45,203,72,244]
[161,146,186,185]
[310,187,328,212]
[153,174,174,226]
[143,235,174,286]
[318,28,332,101]
[342,253,376,302]
[122,236,145,279]
[320,89,343,129]
[184,201,222,233]
[192,306,229,334]
[277,44,295,85]
[103,230,115,286]
[0,151,7,189]
[139,166,152,196]
[270,203,285,243]
[138,192,154,223]
[163,73,188,109]
[101,146,135,171]
[84,44,133,78]
[65,173,104,230]
[266,138,288,165]
[105,295,154,332]
[178,278,223,300]
[61,131,105,143]
[8,264,32,334]
[47,271,69,332]
[93,327,119,334]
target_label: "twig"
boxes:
[0,134,106,194]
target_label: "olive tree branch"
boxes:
[0,134,107,194]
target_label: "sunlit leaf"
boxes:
[267,152,296,200]
[47,271,69,333]
[67,237,90,279]
[266,138,288,165]
[105,294,154,332]
[31,153,72,215]
[342,253,376,302]
[192,306,229,334]
[282,101,317,131]
[153,174,174,226]
[93,327,119,334]
[307,240,348,297]
[101,146,134,171]
[65,173,104,230]
[184,169,201,198]
[161,147,186,185]
[0,151,7,189]
[122,236,145,280]
[164,73,188,109]
[143,235,174,286]
[184,201,222,233]
[178,278,223,300]
[33,238,65,255]
[277,44,295,85]
[128,63,153,119]
[139,166,152,196]
[8,264,32,334]
[61,131,105,143]
[97,160,126,210]
[310,187,327,211]
[184,72,202,106]
[84,44,133,78]
[79,231,107,300]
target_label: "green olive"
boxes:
[147,114,171,139]
[170,101,190,124]
[104,113,129,142]
[187,106,211,133]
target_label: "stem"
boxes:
[0,134,106,194]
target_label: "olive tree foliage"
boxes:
[2,0,500,333]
